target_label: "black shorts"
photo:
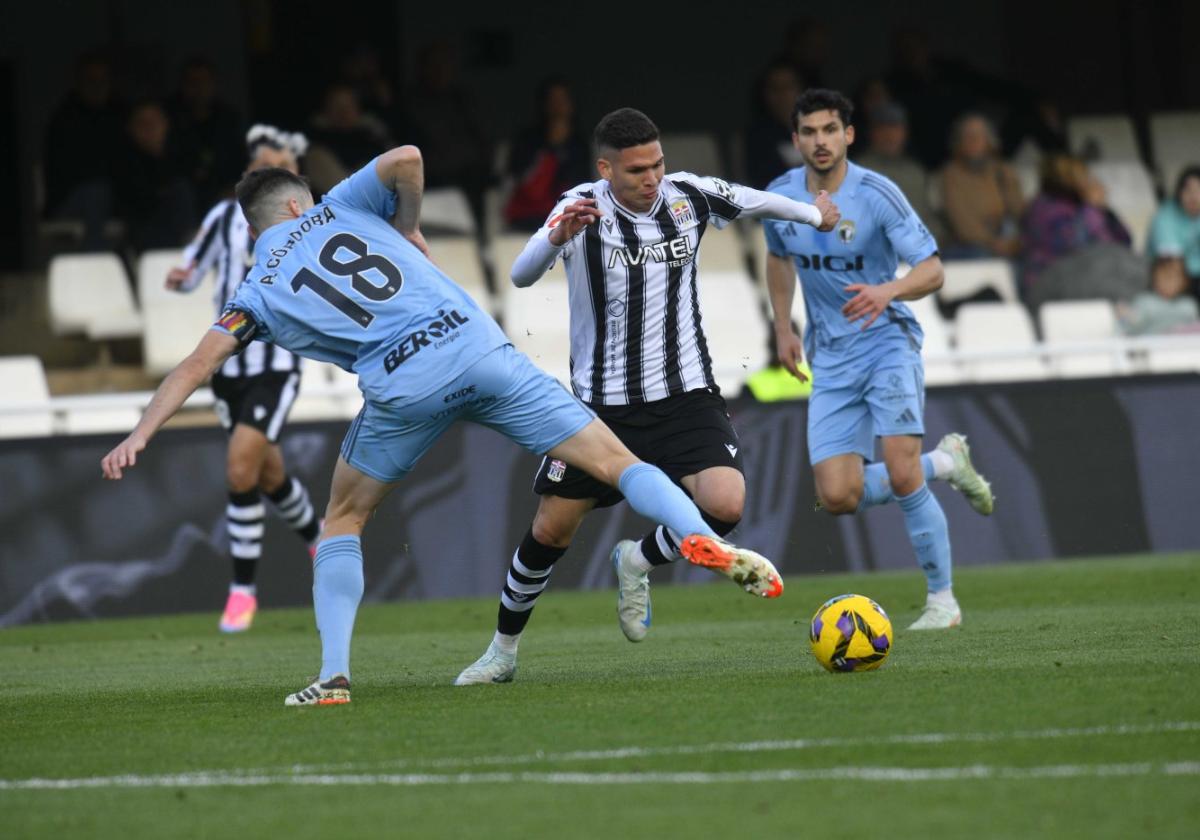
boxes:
[532,388,744,508]
[211,371,301,443]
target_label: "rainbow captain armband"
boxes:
[213,306,259,349]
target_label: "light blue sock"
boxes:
[896,483,952,593]
[858,455,938,511]
[618,463,716,539]
[313,535,365,681]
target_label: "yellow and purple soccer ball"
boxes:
[809,594,893,672]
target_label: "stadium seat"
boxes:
[906,295,961,386]
[136,249,214,376]
[1038,299,1123,377]
[426,236,493,315]
[1144,341,1200,374]
[503,271,572,386]
[419,188,476,236]
[695,271,769,395]
[1149,111,1200,194]
[0,355,53,438]
[1067,114,1140,161]
[1014,162,1039,201]
[660,133,724,178]
[940,259,1019,305]
[289,359,363,421]
[954,302,1049,382]
[62,405,142,435]
[47,253,141,339]
[1089,162,1158,252]
[697,226,749,273]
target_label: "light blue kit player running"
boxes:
[762,90,995,630]
[101,146,784,705]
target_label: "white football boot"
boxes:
[454,641,517,685]
[937,433,994,515]
[907,594,963,630]
[612,540,652,642]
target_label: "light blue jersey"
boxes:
[217,159,508,406]
[763,161,937,363]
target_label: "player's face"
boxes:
[598,141,665,212]
[793,110,854,175]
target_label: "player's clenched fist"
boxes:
[548,198,603,246]
[101,433,147,480]
[813,190,840,232]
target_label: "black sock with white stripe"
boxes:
[265,475,320,547]
[638,513,741,568]
[227,490,264,587]
[495,529,566,650]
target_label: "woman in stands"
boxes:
[1147,166,1200,306]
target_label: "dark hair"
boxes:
[236,167,311,231]
[594,108,659,152]
[1174,165,1200,204]
[792,88,854,130]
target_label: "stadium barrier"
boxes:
[2,373,1197,625]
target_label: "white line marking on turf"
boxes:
[2,762,1198,790]
[265,719,1200,775]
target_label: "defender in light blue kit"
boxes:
[102,148,785,705]
[763,89,996,630]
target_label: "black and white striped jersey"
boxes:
[515,173,820,406]
[180,199,301,379]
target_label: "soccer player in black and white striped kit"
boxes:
[456,108,840,684]
[167,125,321,632]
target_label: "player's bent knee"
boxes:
[820,490,861,516]
[701,498,744,526]
[226,463,261,494]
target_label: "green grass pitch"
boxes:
[2,553,1198,839]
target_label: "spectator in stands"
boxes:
[111,100,196,251]
[1147,166,1200,305]
[886,29,980,169]
[403,39,493,231]
[502,77,591,231]
[1119,257,1200,335]
[1021,153,1141,307]
[939,113,1024,259]
[305,84,391,196]
[168,56,244,210]
[853,102,945,242]
[42,52,124,249]
[744,60,805,189]
[340,44,396,129]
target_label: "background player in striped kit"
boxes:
[763,89,995,630]
[167,125,321,633]
[455,108,840,685]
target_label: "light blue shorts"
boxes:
[341,344,596,483]
[807,325,925,465]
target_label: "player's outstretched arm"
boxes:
[376,145,428,255]
[717,181,840,232]
[842,255,944,330]
[510,198,602,288]
[765,252,808,382]
[101,330,238,480]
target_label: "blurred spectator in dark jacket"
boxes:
[340,44,395,127]
[853,102,945,242]
[744,60,805,188]
[939,113,1024,259]
[168,56,244,209]
[502,77,591,231]
[1022,154,1137,305]
[42,53,124,248]
[306,84,391,196]
[403,39,493,230]
[112,100,196,251]
[1147,166,1200,304]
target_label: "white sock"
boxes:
[928,449,955,480]
[492,631,519,654]
[928,588,957,607]
[230,583,256,597]
[629,541,654,574]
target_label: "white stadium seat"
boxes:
[940,259,1019,305]
[955,302,1048,382]
[489,233,537,304]
[62,406,143,435]
[1038,299,1123,377]
[47,253,141,339]
[697,226,748,273]
[289,359,363,421]
[419,187,476,236]
[660,133,723,178]
[1089,162,1158,252]
[0,355,53,438]
[1149,111,1200,194]
[1068,114,1140,161]
[137,249,215,376]
[425,236,492,315]
[503,269,572,387]
[906,295,961,386]
[695,271,768,395]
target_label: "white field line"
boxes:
[263,719,1200,775]
[3,762,1199,791]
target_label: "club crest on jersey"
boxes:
[837,219,856,244]
[546,459,567,482]
[670,199,694,225]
